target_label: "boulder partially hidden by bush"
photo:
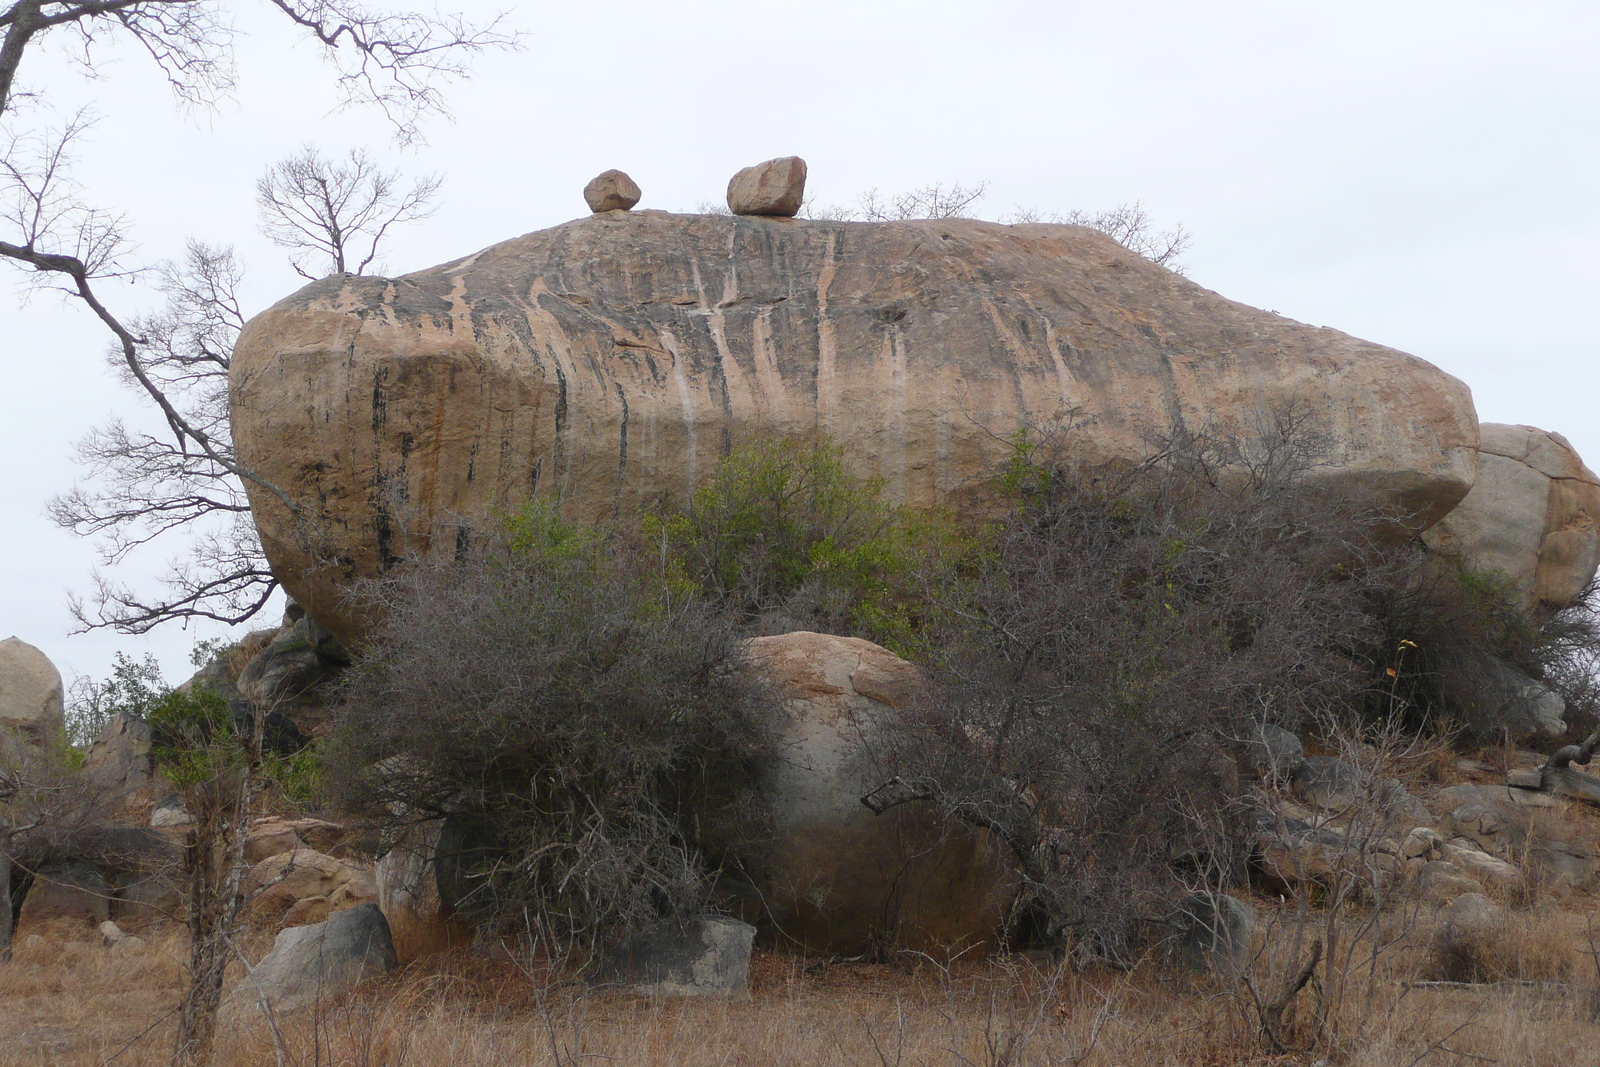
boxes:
[595,915,756,999]
[732,632,1014,957]
[225,903,397,1017]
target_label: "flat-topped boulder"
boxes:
[230,212,1479,645]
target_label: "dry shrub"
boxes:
[874,410,1413,962]
[1424,907,1577,984]
[327,512,774,962]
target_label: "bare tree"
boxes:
[856,180,989,221]
[257,145,441,278]
[3,2,515,631]
[1008,200,1192,273]
[48,241,279,631]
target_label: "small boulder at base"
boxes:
[596,915,755,999]
[1164,893,1255,977]
[733,632,1014,957]
[726,156,807,216]
[0,637,64,746]
[226,903,397,1017]
[1292,757,1363,811]
[376,819,473,963]
[583,169,641,212]
[1246,723,1304,782]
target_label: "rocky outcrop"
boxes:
[0,637,64,746]
[230,212,1480,646]
[247,848,377,928]
[730,631,1012,956]
[1424,423,1600,618]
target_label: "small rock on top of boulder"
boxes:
[583,169,641,213]
[726,156,807,216]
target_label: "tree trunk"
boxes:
[172,767,257,1066]
[0,826,13,963]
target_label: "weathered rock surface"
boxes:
[1164,893,1255,977]
[1246,723,1304,782]
[15,865,109,933]
[0,637,64,745]
[732,631,1013,956]
[247,848,377,927]
[583,169,641,213]
[375,819,472,963]
[726,156,807,216]
[596,915,755,998]
[230,212,1480,646]
[225,903,397,1017]
[1424,423,1600,617]
[84,712,157,816]
[1292,756,1363,811]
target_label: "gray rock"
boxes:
[84,711,155,804]
[1422,424,1600,619]
[1164,893,1255,977]
[16,864,110,932]
[226,903,397,1016]
[0,636,64,746]
[1417,860,1483,902]
[1485,661,1566,740]
[151,793,192,828]
[1439,891,1504,937]
[583,169,641,213]
[1402,826,1446,860]
[1292,756,1363,810]
[596,915,755,998]
[726,156,807,217]
[1246,723,1304,781]
[98,919,126,945]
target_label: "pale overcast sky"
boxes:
[2,0,1597,693]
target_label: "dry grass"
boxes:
[5,905,1600,1067]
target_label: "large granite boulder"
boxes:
[0,637,64,745]
[230,213,1479,646]
[1423,423,1600,618]
[731,631,1013,956]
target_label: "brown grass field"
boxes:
[4,897,1600,1067]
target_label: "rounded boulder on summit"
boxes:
[583,169,641,213]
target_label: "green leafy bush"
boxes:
[646,432,962,653]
